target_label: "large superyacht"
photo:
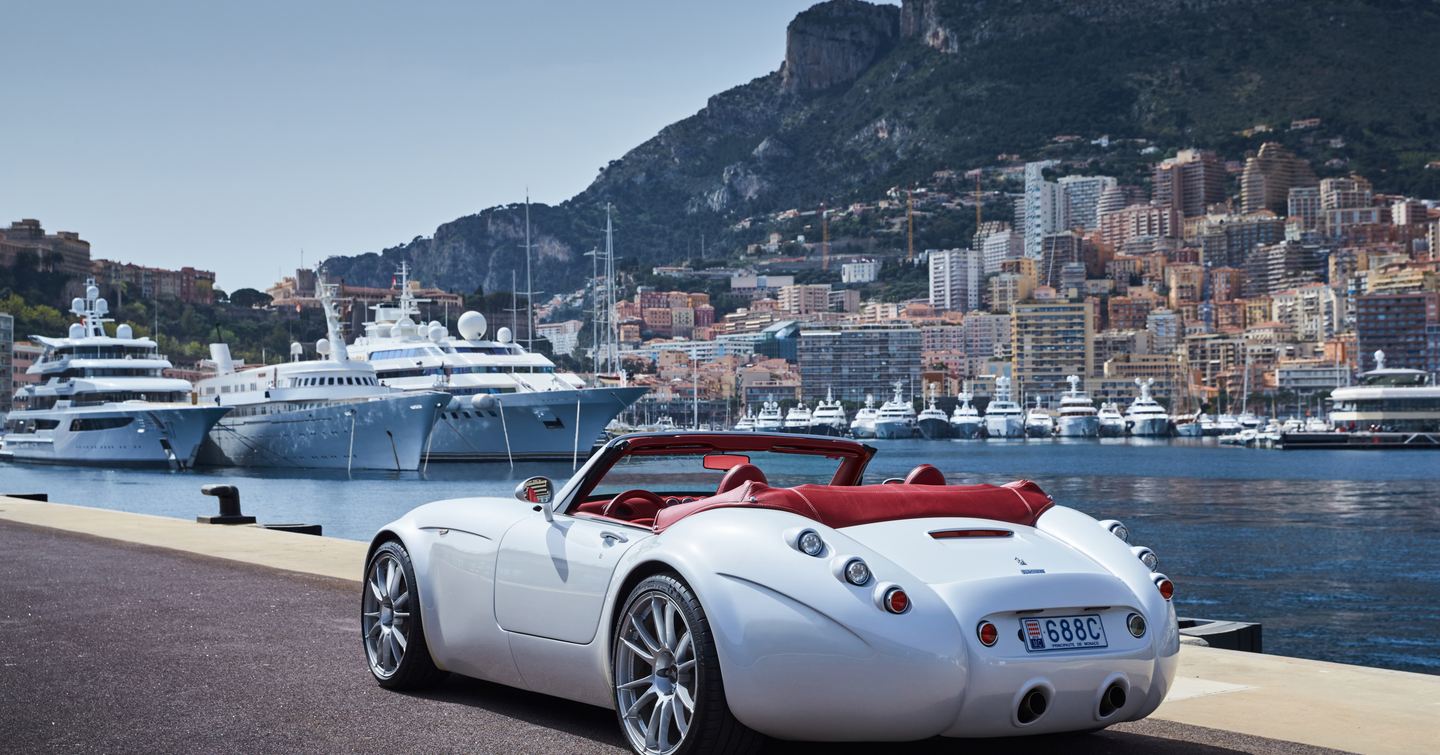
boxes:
[874,381,919,439]
[194,282,450,470]
[1125,377,1172,436]
[982,376,1025,438]
[807,388,848,436]
[1055,375,1100,438]
[949,390,984,439]
[346,272,645,461]
[848,394,879,438]
[916,383,953,439]
[1,281,228,467]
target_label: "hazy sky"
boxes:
[2,1,836,292]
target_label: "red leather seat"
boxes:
[903,464,946,485]
[716,463,767,494]
[653,479,1053,532]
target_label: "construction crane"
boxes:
[820,202,830,272]
[906,188,915,263]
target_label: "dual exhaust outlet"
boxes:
[1015,681,1127,725]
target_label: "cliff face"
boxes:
[782,0,900,94]
[324,0,1440,296]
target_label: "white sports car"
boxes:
[362,432,1179,754]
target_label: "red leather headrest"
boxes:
[903,464,946,485]
[716,463,767,494]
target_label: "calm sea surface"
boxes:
[3,437,1437,675]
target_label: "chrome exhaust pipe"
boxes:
[1098,682,1127,717]
[1017,687,1049,724]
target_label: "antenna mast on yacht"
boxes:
[523,191,534,351]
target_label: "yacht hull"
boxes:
[917,417,954,440]
[1174,422,1204,438]
[950,419,984,439]
[199,392,448,470]
[849,422,876,439]
[1,405,229,468]
[1128,417,1172,437]
[874,420,917,439]
[1057,416,1100,438]
[1025,422,1054,438]
[1098,420,1127,437]
[421,386,645,462]
[807,422,848,437]
[983,416,1024,438]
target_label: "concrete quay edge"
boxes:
[2,495,1434,754]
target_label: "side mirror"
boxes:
[515,476,556,522]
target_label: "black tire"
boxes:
[361,540,446,690]
[612,574,763,755]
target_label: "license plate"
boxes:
[1021,614,1108,652]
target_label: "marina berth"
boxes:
[1,281,228,468]
[345,266,645,461]
[194,281,449,471]
[982,376,1024,438]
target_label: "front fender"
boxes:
[612,508,967,742]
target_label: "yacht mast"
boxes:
[523,191,534,351]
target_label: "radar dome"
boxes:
[316,338,331,355]
[86,285,100,300]
[395,316,417,338]
[290,341,304,357]
[457,311,487,340]
[496,326,512,344]
[428,324,446,342]
[71,297,84,313]
[116,324,133,339]
[68,323,84,339]
[428,320,442,329]
[95,298,108,315]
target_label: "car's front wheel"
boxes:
[362,540,444,689]
[612,574,761,755]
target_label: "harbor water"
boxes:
[3,437,1437,675]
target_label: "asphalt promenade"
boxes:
[0,520,1345,754]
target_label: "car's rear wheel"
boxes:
[613,574,760,755]
[362,540,444,689]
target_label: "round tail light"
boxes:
[1153,575,1174,601]
[883,587,909,614]
[976,620,998,646]
[843,558,872,586]
[1127,613,1147,638]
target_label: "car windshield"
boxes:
[590,451,847,498]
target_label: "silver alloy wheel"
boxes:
[362,552,411,678]
[615,592,697,755]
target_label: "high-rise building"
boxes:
[778,284,832,315]
[1057,175,1119,230]
[1022,161,1062,258]
[1243,241,1326,298]
[1165,264,1205,309]
[1152,149,1226,218]
[1197,213,1286,269]
[1287,187,1322,231]
[1145,308,1182,354]
[1355,292,1439,371]
[1099,203,1179,248]
[840,259,881,284]
[795,324,922,403]
[0,311,12,413]
[1012,300,1095,403]
[1391,199,1430,227]
[1240,142,1317,214]
[1038,232,1094,289]
[1429,222,1440,259]
[928,248,984,312]
[1271,283,1344,344]
[1320,176,1374,210]
[961,312,1012,374]
[978,225,1024,274]
[1209,266,1245,303]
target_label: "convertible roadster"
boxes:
[361,432,1179,754]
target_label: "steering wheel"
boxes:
[602,489,667,521]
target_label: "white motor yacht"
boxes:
[1125,378,1171,436]
[982,376,1024,438]
[1,281,228,468]
[917,383,953,440]
[1055,375,1099,438]
[949,391,984,439]
[1330,350,1440,433]
[195,282,450,470]
[1024,399,1055,439]
[874,382,918,439]
[1173,412,1205,438]
[782,402,813,433]
[754,401,784,432]
[346,265,645,461]
[808,388,848,436]
[1097,402,1127,437]
[732,408,756,432]
[849,394,879,439]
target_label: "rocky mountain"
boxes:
[325,0,1440,295]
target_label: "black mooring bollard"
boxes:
[198,484,256,525]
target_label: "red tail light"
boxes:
[977,621,998,646]
[1155,577,1174,601]
[883,587,909,614]
[930,529,1014,539]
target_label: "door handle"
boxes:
[599,530,629,544]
